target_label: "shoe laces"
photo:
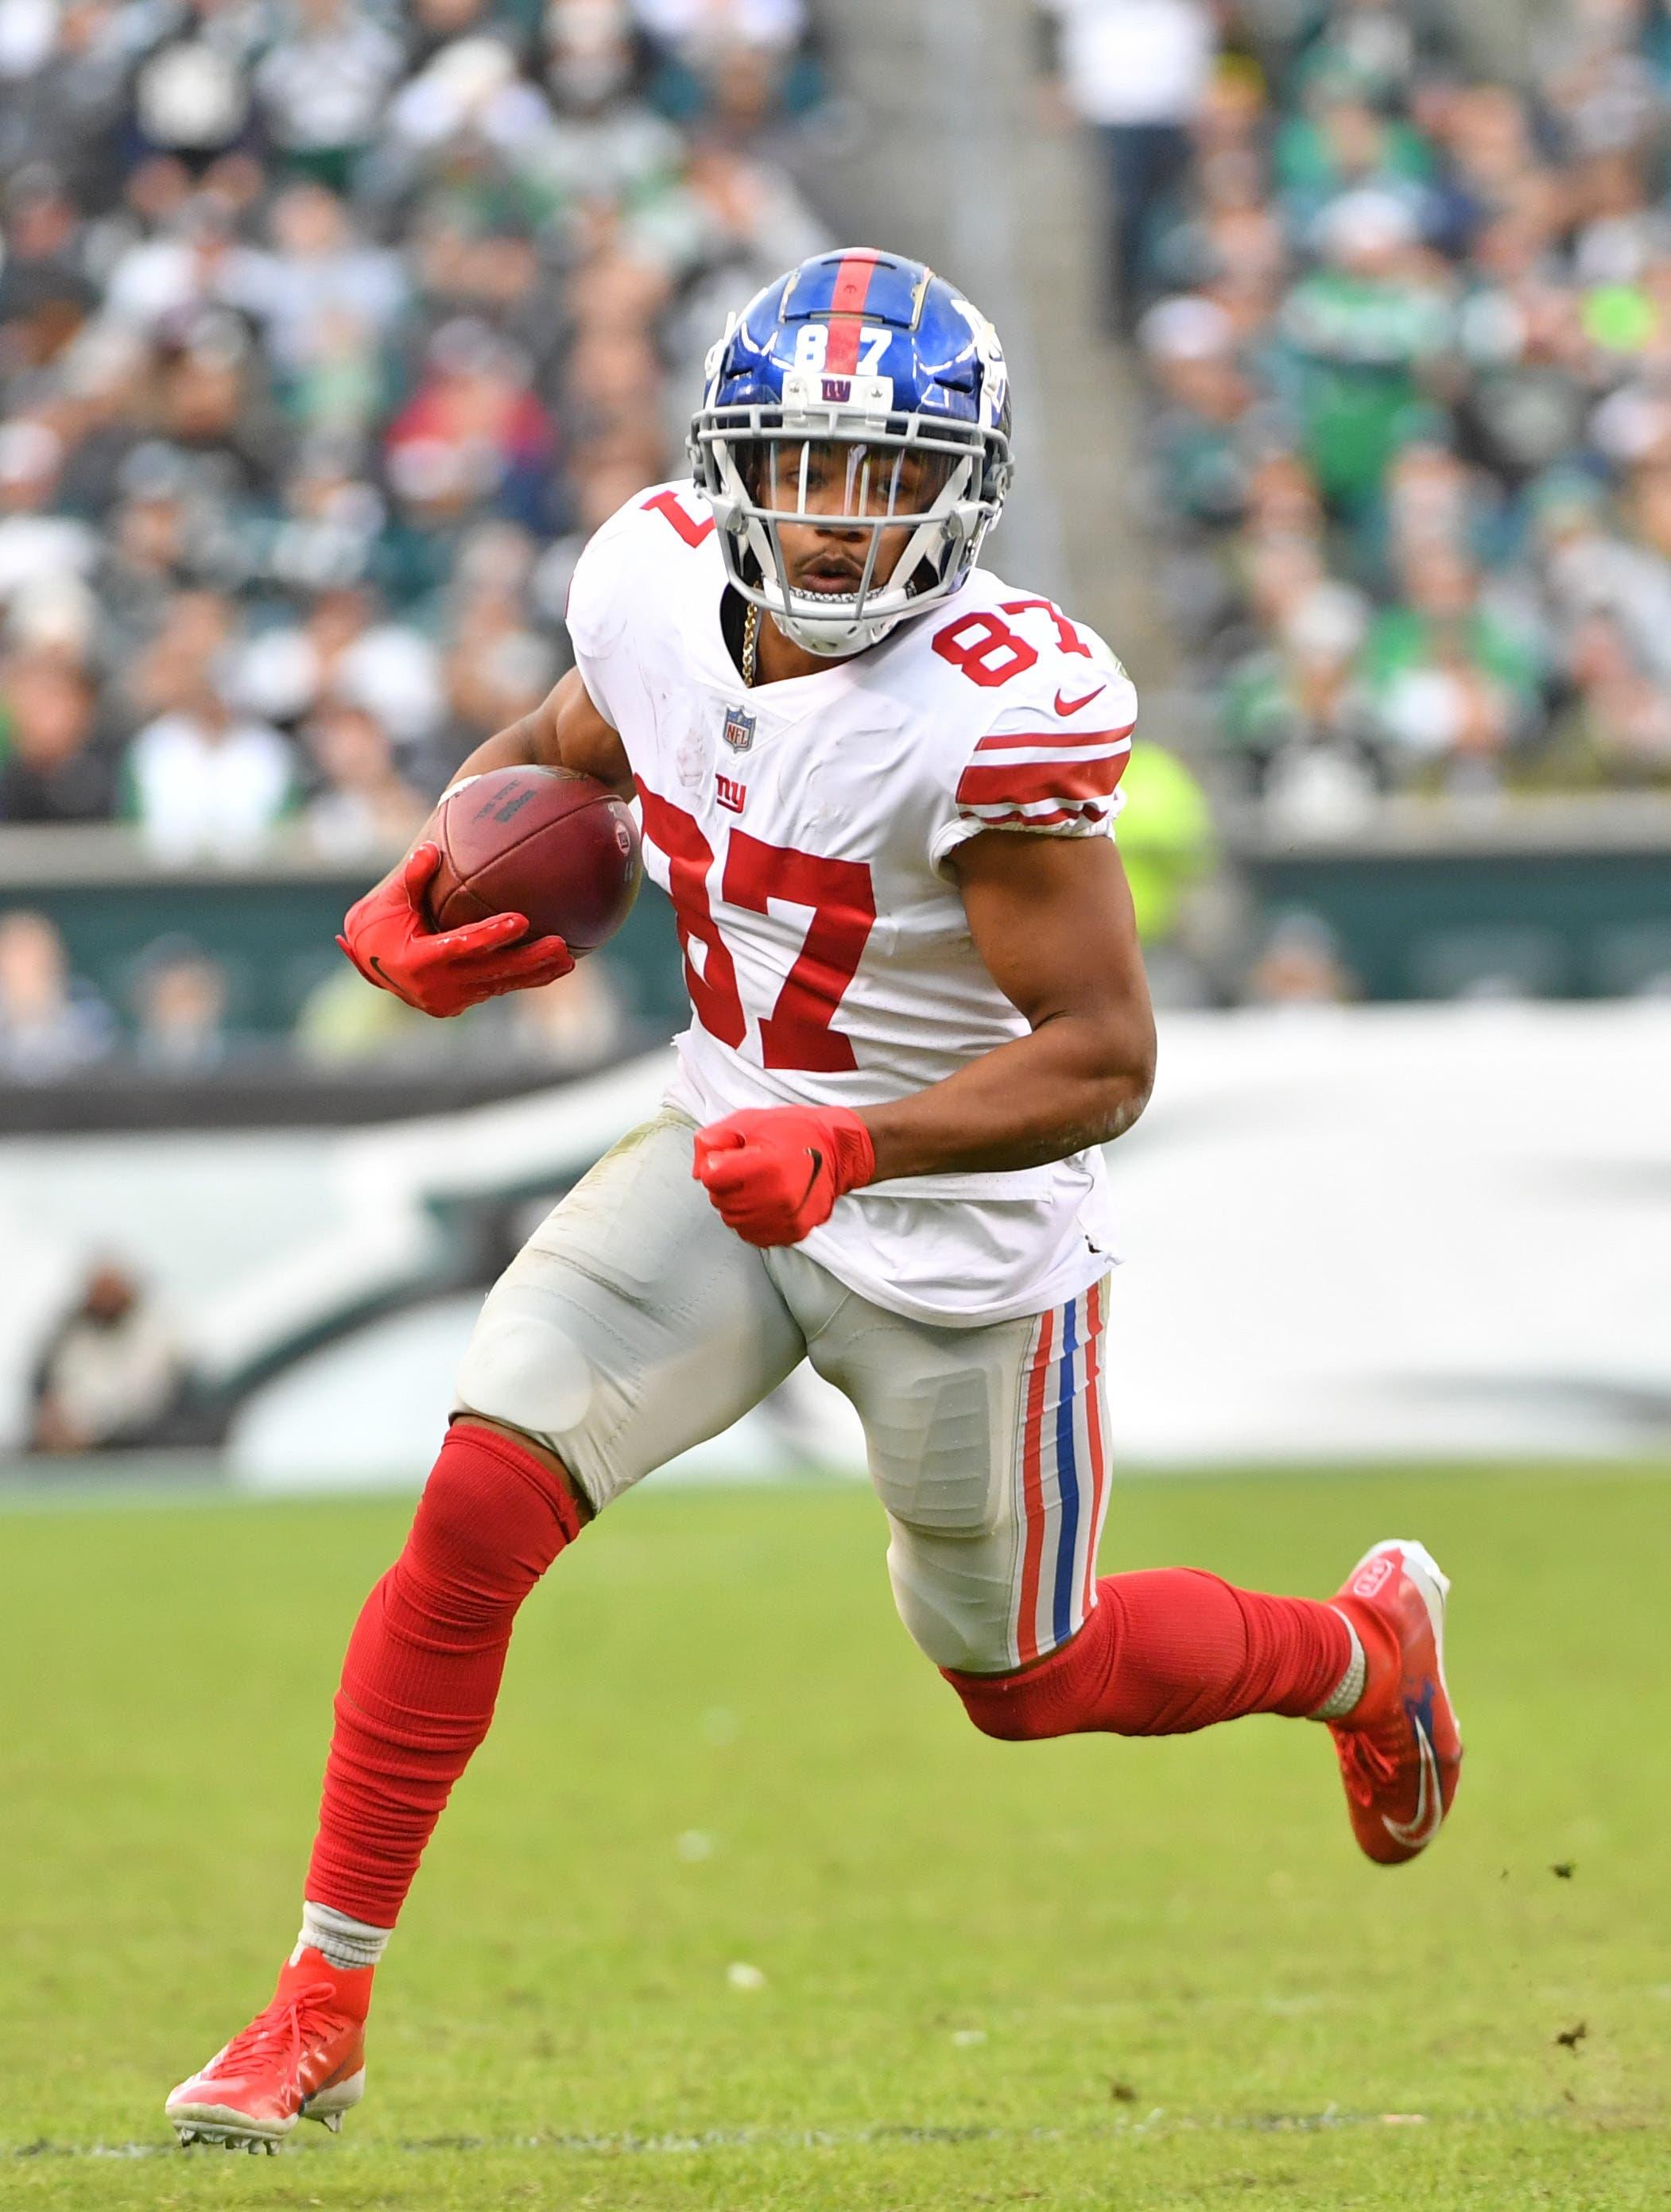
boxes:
[1335,1725,1398,1807]
[214,1980,340,2080]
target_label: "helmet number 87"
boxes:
[793,323,891,374]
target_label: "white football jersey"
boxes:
[564,480,1138,1324]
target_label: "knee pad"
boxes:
[453,1284,596,1448]
[883,1514,1030,1677]
[887,1544,1013,1675]
[942,1602,1116,1741]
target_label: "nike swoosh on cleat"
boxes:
[1382,1710,1444,1850]
[1053,684,1106,715]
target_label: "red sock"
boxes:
[304,1421,582,1927]
[945,1569,1351,1741]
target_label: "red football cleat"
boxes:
[1328,1540,1462,1866]
[166,1947,372,2153]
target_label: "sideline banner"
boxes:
[2,1005,1666,1480]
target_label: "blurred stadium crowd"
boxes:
[7,0,1671,1081]
[1045,0,1671,828]
[0,0,829,1075]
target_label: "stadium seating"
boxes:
[1084,0,1671,812]
[0,0,828,1076]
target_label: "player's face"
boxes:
[755,439,950,595]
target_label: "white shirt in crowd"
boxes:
[631,0,805,53]
[1043,0,1215,127]
[128,711,294,861]
[38,1305,184,1447]
[254,10,405,151]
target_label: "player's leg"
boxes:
[169,1113,806,2150]
[797,1270,1459,1862]
[303,1113,805,1943]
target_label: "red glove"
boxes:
[337,843,573,1018]
[692,1104,876,1248]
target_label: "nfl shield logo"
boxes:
[723,703,756,753]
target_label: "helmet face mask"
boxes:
[688,252,1013,658]
[696,411,997,655]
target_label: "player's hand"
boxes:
[337,843,574,1018]
[692,1104,876,1247]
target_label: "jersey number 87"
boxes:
[639,785,876,1072]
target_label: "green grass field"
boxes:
[3,1465,1669,2210]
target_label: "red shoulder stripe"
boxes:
[974,721,1135,755]
[957,751,1130,808]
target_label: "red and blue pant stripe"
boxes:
[1010,1279,1112,1671]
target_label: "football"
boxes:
[428,763,642,954]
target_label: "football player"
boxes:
[167,250,1461,2152]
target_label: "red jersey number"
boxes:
[932,598,1094,684]
[723,832,875,1071]
[638,789,875,1070]
[932,610,1038,688]
[642,488,715,548]
[635,786,745,1047]
[999,597,1093,659]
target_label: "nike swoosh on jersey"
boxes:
[1054,684,1107,715]
[1382,1707,1444,1850]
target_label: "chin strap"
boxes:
[772,598,910,658]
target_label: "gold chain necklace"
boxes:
[742,602,760,688]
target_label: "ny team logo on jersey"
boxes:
[715,773,746,814]
[723,704,756,753]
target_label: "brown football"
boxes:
[428,764,642,953]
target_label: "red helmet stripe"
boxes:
[824,251,880,375]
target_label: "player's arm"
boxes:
[336,671,628,1016]
[440,668,633,800]
[864,829,1155,1178]
[692,830,1155,1246]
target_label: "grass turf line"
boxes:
[2,1466,1669,2210]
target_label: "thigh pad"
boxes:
[454,1114,805,1510]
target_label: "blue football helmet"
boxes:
[688,248,1013,657]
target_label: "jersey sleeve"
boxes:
[561,503,639,731]
[929,635,1138,876]
[564,482,712,732]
